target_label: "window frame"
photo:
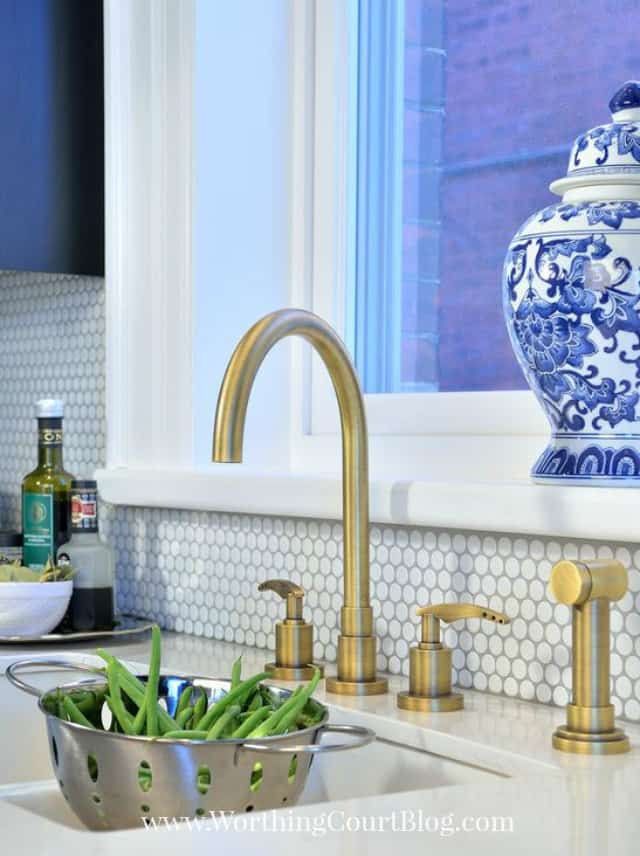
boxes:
[296,0,547,469]
[97,0,635,543]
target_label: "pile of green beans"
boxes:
[52,625,324,741]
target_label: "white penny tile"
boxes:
[3,270,640,723]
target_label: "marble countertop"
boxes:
[0,629,638,854]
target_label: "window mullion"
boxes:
[353,0,405,393]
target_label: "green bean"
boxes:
[296,697,326,729]
[89,631,324,744]
[247,690,263,712]
[145,625,162,737]
[176,685,193,717]
[247,687,301,738]
[106,665,136,734]
[206,704,241,740]
[194,672,270,732]
[261,686,281,709]
[248,686,301,735]
[273,668,322,735]
[62,695,95,729]
[95,650,177,734]
[230,656,242,690]
[249,670,320,738]
[159,730,208,740]
[69,689,106,727]
[176,706,193,729]
[231,705,271,738]
[192,689,207,725]
[131,696,146,735]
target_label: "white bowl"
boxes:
[0,581,73,637]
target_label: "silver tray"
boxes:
[0,614,154,644]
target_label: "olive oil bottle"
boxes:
[22,399,75,569]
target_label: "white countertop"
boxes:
[0,629,638,854]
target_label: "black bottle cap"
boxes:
[71,479,98,490]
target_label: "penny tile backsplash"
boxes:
[2,270,640,721]
[0,271,106,527]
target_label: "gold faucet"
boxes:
[550,558,630,755]
[212,309,388,696]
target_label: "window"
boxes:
[351,0,640,394]
[98,0,638,538]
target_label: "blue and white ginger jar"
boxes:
[503,81,640,485]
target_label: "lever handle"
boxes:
[258,579,304,621]
[258,579,304,600]
[416,602,509,645]
[417,603,509,624]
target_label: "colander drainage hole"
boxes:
[141,804,150,814]
[287,754,298,783]
[246,805,254,813]
[87,753,99,782]
[195,808,206,817]
[92,794,102,805]
[52,737,59,767]
[100,702,113,730]
[138,760,152,793]
[197,765,211,795]
[249,763,263,793]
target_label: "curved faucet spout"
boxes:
[212,308,387,695]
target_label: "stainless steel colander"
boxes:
[7,658,374,831]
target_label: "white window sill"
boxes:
[95,466,634,543]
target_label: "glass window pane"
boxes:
[355,0,640,393]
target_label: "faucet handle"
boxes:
[258,579,305,621]
[257,579,323,681]
[416,602,510,644]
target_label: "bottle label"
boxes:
[71,491,98,531]
[22,493,54,569]
[38,428,63,447]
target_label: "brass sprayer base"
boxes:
[397,691,464,713]
[552,726,630,755]
[325,675,388,696]
[264,663,324,681]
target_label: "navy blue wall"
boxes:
[0,0,104,275]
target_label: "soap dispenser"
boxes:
[258,579,324,680]
[397,603,510,712]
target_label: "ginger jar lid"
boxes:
[551,82,640,196]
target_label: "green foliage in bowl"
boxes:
[0,556,75,583]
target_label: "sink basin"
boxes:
[1,739,501,832]
[299,722,500,807]
[0,668,503,830]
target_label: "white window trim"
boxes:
[96,0,638,543]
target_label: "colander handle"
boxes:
[240,723,375,755]
[6,658,101,698]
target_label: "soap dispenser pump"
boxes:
[258,579,324,681]
[397,603,510,712]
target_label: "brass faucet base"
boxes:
[264,662,324,681]
[552,726,630,755]
[397,690,463,713]
[325,676,388,696]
